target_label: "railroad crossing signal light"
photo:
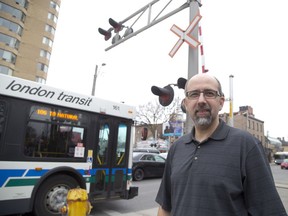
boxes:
[177,77,187,89]
[109,18,123,33]
[98,28,112,41]
[99,18,134,44]
[180,99,186,113]
[151,85,174,106]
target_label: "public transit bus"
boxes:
[274,151,288,165]
[0,74,138,216]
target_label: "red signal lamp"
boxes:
[151,85,174,106]
[98,28,112,41]
[109,18,123,33]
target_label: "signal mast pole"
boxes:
[185,0,200,133]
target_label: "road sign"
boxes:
[169,14,202,57]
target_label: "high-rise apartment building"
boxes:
[0,0,61,83]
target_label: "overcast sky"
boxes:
[47,0,288,139]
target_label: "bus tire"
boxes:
[33,174,79,216]
[133,168,144,181]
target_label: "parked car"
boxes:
[280,159,288,169]
[132,152,166,181]
[133,148,160,154]
[159,152,168,159]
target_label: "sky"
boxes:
[47,0,288,139]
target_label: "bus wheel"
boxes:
[33,174,79,216]
[133,168,144,181]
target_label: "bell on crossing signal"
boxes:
[109,18,123,33]
[151,85,174,106]
[98,28,112,41]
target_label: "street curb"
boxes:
[275,183,288,189]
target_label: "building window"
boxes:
[42,37,53,47]
[0,49,16,63]
[0,17,23,36]
[40,49,51,60]
[0,2,26,22]
[45,24,55,35]
[48,12,58,23]
[50,1,60,12]
[0,65,13,75]
[0,33,20,49]
[37,63,48,73]
[15,0,29,9]
[36,76,46,84]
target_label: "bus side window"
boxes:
[116,123,128,166]
[97,123,109,165]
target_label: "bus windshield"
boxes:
[274,152,288,165]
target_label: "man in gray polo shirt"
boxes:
[156,73,287,216]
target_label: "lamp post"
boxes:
[92,63,106,96]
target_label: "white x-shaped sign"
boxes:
[169,14,202,57]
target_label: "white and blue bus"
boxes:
[0,74,138,216]
[274,151,288,165]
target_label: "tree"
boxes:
[136,96,183,139]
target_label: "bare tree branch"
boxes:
[136,97,183,139]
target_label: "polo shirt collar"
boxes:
[184,119,230,144]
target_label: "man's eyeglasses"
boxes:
[185,89,220,100]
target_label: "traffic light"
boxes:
[98,28,112,41]
[109,18,123,33]
[151,85,174,106]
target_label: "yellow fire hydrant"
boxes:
[61,187,92,216]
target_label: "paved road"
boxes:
[89,164,288,216]
[14,164,288,216]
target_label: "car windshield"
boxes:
[132,152,166,162]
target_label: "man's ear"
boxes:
[219,97,225,110]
